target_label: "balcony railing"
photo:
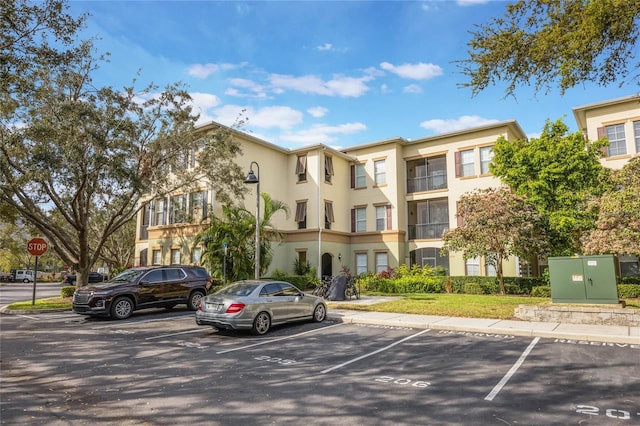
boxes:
[407,174,447,193]
[408,223,449,240]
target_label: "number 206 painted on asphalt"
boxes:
[375,376,431,388]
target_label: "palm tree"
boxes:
[194,193,289,282]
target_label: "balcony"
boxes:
[407,173,447,193]
[408,223,449,240]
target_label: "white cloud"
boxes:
[419,115,500,133]
[380,83,390,93]
[307,106,328,118]
[191,92,221,108]
[403,84,422,94]
[211,104,303,130]
[380,61,443,80]
[317,43,333,51]
[187,62,242,79]
[226,78,267,98]
[281,122,367,145]
[457,0,489,5]
[269,73,372,97]
[187,63,219,79]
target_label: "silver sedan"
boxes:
[195,280,327,335]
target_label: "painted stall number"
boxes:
[375,376,431,388]
[576,405,639,420]
[254,355,297,366]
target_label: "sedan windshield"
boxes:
[216,282,260,297]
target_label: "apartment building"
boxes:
[134,95,639,279]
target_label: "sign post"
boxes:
[27,238,48,305]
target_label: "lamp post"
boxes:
[244,161,260,280]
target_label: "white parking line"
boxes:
[145,329,203,340]
[216,323,344,354]
[90,313,193,329]
[321,329,432,374]
[485,337,540,401]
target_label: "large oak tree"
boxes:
[1,0,246,286]
[458,0,640,97]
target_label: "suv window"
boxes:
[165,268,186,280]
[191,267,209,279]
[144,270,164,283]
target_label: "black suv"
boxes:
[72,265,213,320]
[63,271,107,285]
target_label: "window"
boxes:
[139,248,148,266]
[634,121,640,154]
[191,247,201,265]
[324,201,334,229]
[169,194,187,224]
[190,190,207,221]
[351,163,366,188]
[374,160,386,185]
[296,155,307,182]
[407,155,447,192]
[325,155,334,183]
[295,201,307,229]
[140,203,151,240]
[410,247,449,272]
[410,199,449,239]
[606,124,627,156]
[375,252,388,274]
[376,205,391,231]
[456,149,475,177]
[352,207,366,232]
[153,198,166,226]
[466,257,480,276]
[355,253,367,275]
[145,269,164,283]
[480,146,494,174]
[152,249,162,265]
[171,248,181,265]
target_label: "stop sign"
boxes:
[27,237,48,256]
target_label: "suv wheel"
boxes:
[187,291,205,311]
[110,297,134,320]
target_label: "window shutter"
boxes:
[295,202,307,222]
[597,127,605,139]
[351,209,356,232]
[325,156,334,175]
[454,151,461,177]
[386,205,392,230]
[350,165,355,188]
[456,201,463,227]
[296,155,307,174]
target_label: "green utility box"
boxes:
[548,255,619,304]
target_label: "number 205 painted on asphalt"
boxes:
[375,376,431,388]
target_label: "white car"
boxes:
[195,280,327,335]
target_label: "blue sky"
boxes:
[69,0,637,150]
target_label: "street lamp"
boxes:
[244,161,260,280]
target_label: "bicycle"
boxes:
[344,277,360,300]
[312,276,332,299]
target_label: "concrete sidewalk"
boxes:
[327,297,640,345]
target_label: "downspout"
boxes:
[317,147,324,279]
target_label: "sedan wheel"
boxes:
[312,304,326,322]
[251,312,271,335]
[110,297,134,320]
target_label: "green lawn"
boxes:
[329,293,640,319]
[7,293,640,320]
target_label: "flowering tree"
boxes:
[442,187,548,294]
[582,158,640,256]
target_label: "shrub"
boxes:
[531,285,551,297]
[618,284,640,298]
[464,283,484,295]
[61,286,75,298]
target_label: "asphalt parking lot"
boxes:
[1,308,639,425]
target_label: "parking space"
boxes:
[1,311,638,425]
